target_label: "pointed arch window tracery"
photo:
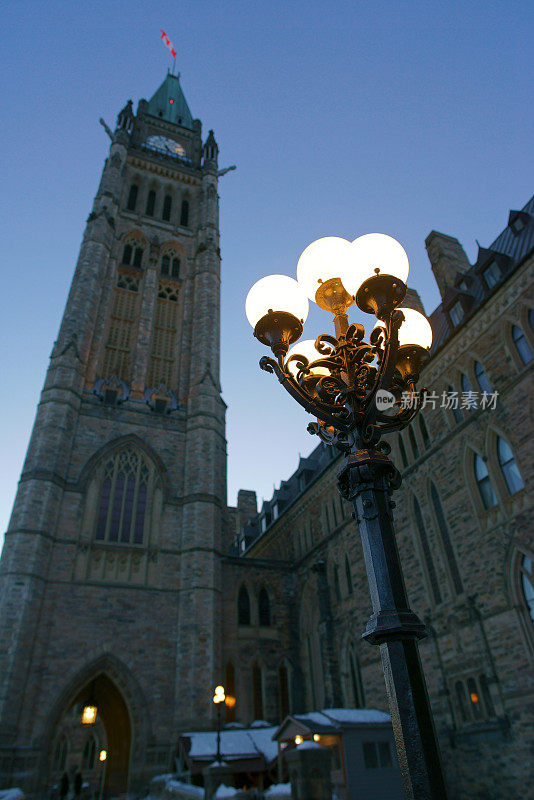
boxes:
[95,449,152,545]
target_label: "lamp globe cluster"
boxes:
[245,233,432,358]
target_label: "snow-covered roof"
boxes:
[320,708,391,725]
[181,726,278,764]
[272,708,392,740]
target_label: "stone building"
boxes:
[228,200,534,799]
[0,72,227,796]
[0,67,533,800]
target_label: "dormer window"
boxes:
[449,301,464,327]
[457,280,468,292]
[483,261,500,289]
[511,217,526,234]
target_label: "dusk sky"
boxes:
[0,1,532,545]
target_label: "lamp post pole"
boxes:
[245,233,449,799]
[338,448,447,799]
[212,685,226,763]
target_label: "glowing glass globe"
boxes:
[245,275,309,328]
[342,233,410,295]
[296,237,353,302]
[287,340,329,377]
[375,308,433,349]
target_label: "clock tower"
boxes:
[0,72,227,796]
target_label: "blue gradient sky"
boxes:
[0,1,532,545]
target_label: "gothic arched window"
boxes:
[237,585,251,625]
[413,496,441,605]
[520,556,534,624]
[348,647,365,707]
[122,244,133,265]
[448,384,463,424]
[258,587,271,626]
[345,555,353,596]
[279,662,290,718]
[475,454,497,509]
[408,426,419,459]
[398,434,408,467]
[252,662,264,720]
[333,565,341,603]
[53,735,68,771]
[133,246,143,268]
[474,361,492,395]
[497,437,524,495]
[126,184,138,211]
[180,199,189,227]
[430,482,463,594]
[146,189,156,216]
[162,194,172,221]
[512,325,533,364]
[461,373,476,410]
[95,449,150,544]
[419,415,431,449]
[82,735,97,770]
[225,661,236,722]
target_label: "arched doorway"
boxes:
[49,673,132,798]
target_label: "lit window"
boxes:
[475,454,497,509]
[474,361,491,395]
[483,261,500,289]
[497,438,524,495]
[512,326,533,364]
[467,677,483,719]
[449,301,464,326]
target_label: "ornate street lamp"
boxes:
[212,685,226,763]
[245,234,447,800]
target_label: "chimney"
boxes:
[425,231,471,299]
[403,287,426,315]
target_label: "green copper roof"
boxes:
[147,72,194,130]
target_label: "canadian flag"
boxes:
[160,29,176,59]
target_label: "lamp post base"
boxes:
[338,447,448,800]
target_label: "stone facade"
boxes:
[0,69,533,800]
[0,74,226,797]
[228,201,534,800]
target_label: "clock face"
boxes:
[145,135,185,158]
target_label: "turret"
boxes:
[203,130,219,170]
